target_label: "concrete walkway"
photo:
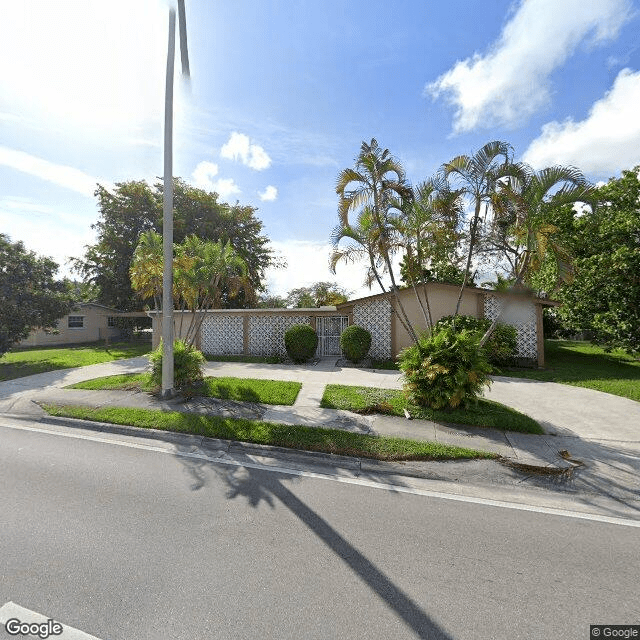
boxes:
[0,356,638,506]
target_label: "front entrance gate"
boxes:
[316,316,348,356]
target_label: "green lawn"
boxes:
[0,342,151,381]
[321,384,543,434]
[41,404,495,462]
[68,374,301,405]
[502,340,640,402]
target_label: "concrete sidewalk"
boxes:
[0,356,638,506]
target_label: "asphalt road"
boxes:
[1,422,638,640]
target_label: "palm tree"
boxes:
[478,162,595,348]
[441,140,513,317]
[175,235,251,346]
[333,139,417,341]
[396,176,465,329]
[130,232,251,348]
[330,206,388,292]
[130,230,164,310]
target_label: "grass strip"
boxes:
[67,374,302,406]
[67,373,155,391]
[321,384,542,434]
[41,404,494,462]
[0,342,151,381]
[500,340,640,402]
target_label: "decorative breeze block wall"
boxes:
[200,315,244,355]
[483,294,537,360]
[248,315,311,356]
[353,299,391,359]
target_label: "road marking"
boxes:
[0,602,102,640]
[2,420,640,529]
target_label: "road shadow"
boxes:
[172,446,453,639]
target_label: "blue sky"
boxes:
[1,0,639,300]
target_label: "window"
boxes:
[68,316,84,329]
[107,316,115,327]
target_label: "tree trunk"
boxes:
[454,199,482,317]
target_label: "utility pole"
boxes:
[161,0,190,398]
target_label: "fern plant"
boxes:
[398,327,492,409]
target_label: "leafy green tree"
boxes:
[74,178,277,310]
[487,164,594,287]
[256,292,288,308]
[286,282,350,308]
[72,181,157,311]
[478,162,594,348]
[557,168,640,353]
[0,234,74,356]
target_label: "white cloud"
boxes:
[192,161,220,189]
[258,185,278,201]
[191,161,241,200]
[264,240,397,300]
[220,132,272,170]
[523,68,640,174]
[212,178,241,200]
[0,146,100,197]
[427,0,632,133]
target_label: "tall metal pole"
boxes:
[161,8,176,398]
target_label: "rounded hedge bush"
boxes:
[398,326,492,409]
[434,314,517,366]
[340,325,372,363]
[284,324,318,363]
[149,339,205,390]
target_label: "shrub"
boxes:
[340,325,372,363]
[149,339,205,390]
[435,314,517,366]
[284,324,318,363]
[398,327,492,410]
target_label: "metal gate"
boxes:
[316,316,349,356]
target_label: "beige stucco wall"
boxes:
[20,305,121,347]
[151,312,199,350]
[391,284,482,354]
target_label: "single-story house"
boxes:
[151,282,559,367]
[19,303,148,348]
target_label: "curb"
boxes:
[19,413,504,482]
[4,411,578,484]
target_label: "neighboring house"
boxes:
[152,282,558,367]
[19,303,147,347]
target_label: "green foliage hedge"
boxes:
[149,339,205,390]
[435,315,517,366]
[340,325,372,363]
[284,324,318,363]
[398,327,492,409]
